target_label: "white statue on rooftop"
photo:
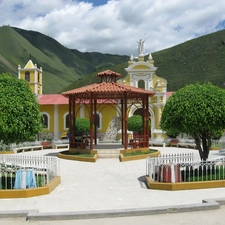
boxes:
[137,39,145,55]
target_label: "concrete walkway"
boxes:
[0,146,225,223]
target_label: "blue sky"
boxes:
[0,0,225,55]
[79,0,108,6]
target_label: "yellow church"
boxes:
[18,45,169,145]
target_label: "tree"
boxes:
[128,115,143,134]
[160,83,225,160]
[0,73,43,145]
[166,129,180,138]
[75,118,90,135]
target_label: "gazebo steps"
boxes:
[97,149,120,158]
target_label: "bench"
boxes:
[74,142,86,149]
[13,145,43,154]
[151,143,164,146]
[41,141,52,149]
[52,144,69,149]
[169,139,179,147]
[129,139,149,148]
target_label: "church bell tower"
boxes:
[18,58,43,95]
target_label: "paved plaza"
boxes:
[0,146,225,224]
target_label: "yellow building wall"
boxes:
[58,105,69,132]
[40,104,70,133]
[75,103,118,133]
[98,104,118,132]
[40,105,54,132]
[20,70,35,93]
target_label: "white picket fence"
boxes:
[0,155,59,190]
[146,153,225,183]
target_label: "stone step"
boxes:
[97,149,120,158]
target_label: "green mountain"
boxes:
[0,26,128,93]
[0,25,225,93]
[61,29,225,92]
[153,29,225,91]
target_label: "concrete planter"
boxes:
[145,176,225,191]
[0,176,61,198]
[119,149,160,162]
[58,150,98,163]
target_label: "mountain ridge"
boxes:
[0,26,225,93]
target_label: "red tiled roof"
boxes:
[97,70,121,77]
[166,91,174,99]
[38,92,173,105]
[61,82,155,99]
[38,94,117,105]
[38,94,68,105]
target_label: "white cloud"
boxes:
[0,0,225,56]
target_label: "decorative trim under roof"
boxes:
[62,82,155,99]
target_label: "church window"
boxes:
[42,113,50,130]
[64,112,69,130]
[25,71,30,82]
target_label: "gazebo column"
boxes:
[146,96,150,144]
[121,99,124,145]
[89,94,94,150]
[72,98,76,142]
[124,93,128,149]
[94,99,97,145]
[69,96,74,149]
[143,96,149,147]
[68,96,76,150]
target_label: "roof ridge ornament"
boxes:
[148,53,153,60]
[130,53,134,61]
[96,70,121,83]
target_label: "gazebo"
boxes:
[61,70,155,150]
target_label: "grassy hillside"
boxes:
[0,26,128,93]
[61,61,128,92]
[0,26,77,93]
[153,29,225,91]
[0,25,225,93]
[63,29,225,92]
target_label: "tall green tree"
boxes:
[75,118,90,135]
[160,83,225,160]
[0,73,43,145]
[128,115,143,134]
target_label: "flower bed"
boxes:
[119,148,160,162]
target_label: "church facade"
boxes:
[18,48,168,143]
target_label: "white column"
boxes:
[53,105,59,140]
[34,70,37,95]
[18,66,20,79]
[151,116,155,132]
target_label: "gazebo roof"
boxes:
[96,70,121,77]
[61,70,155,99]
[63,70,154,150]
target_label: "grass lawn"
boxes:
[60,151,95,158]
[123,149,157,157]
